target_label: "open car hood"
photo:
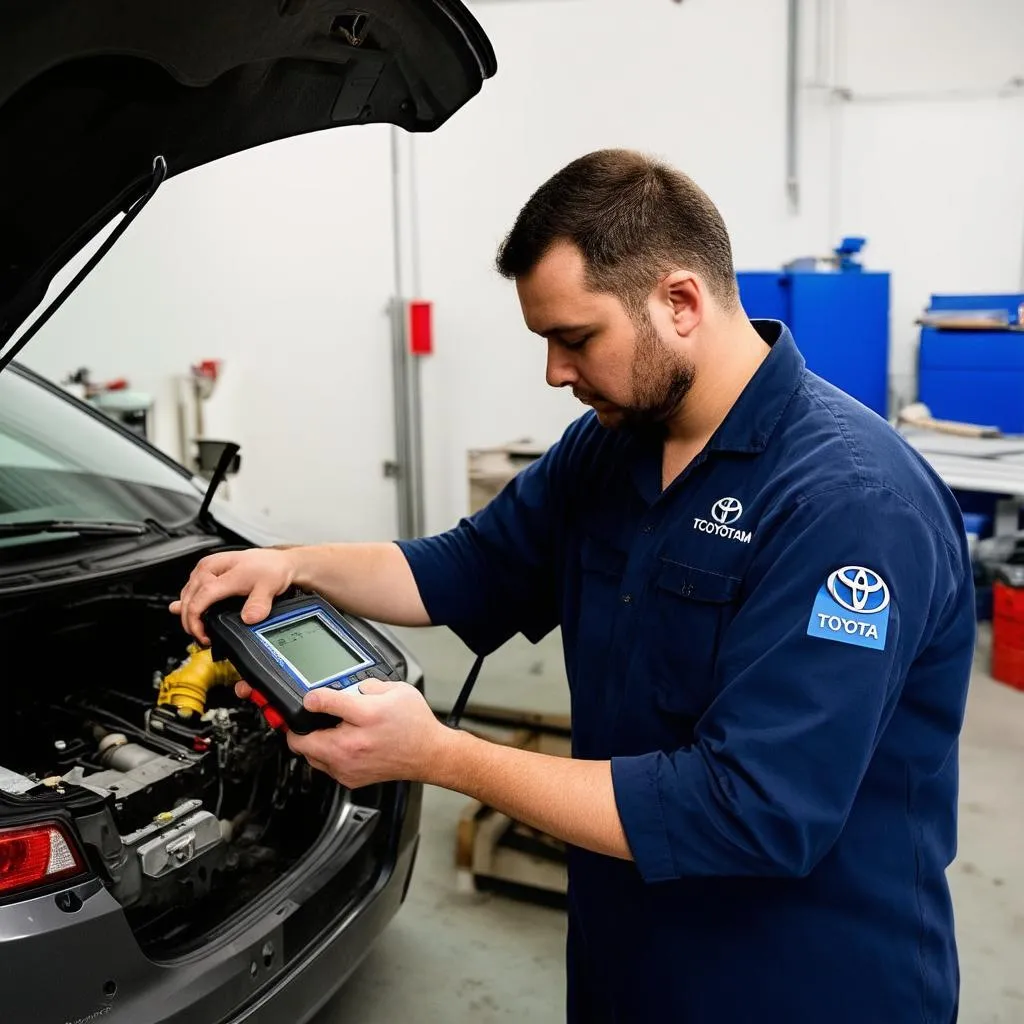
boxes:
[0,0,495,345]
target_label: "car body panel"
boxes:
[0,819,419,1024]
[0,362,428,1023]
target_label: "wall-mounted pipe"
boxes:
[389,127,426,541]
[786,0,800,212]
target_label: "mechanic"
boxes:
[173,150,975,1023]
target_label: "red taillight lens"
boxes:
[0,823,84,896]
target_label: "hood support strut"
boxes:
[0,155,168,375]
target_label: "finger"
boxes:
[179,554,238,638]
[169,600,182,615]
[234,680,253,700]
[177,573,202,622]
[287,729,337,762]
[185,575,245,643]
[178,571,208,642]
[176,574,201,637]
[241,581,280,625]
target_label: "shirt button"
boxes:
[621,593,633,604]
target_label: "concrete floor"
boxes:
[315,625,1024,1024]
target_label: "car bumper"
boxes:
[231,832,419,1024]
[0,782,422,1024]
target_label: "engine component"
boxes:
[0,764,36,796]
[62,746,213,833]
[157,643,240,718]
[86,799,226,909]
[124,800,223,879]
[97,731,161,773]
[147,703,216,752]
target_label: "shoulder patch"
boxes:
[806,566,890,651]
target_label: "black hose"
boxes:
[446,655,486,728]
[65,702,185,759]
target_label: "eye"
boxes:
[563,335,591,351]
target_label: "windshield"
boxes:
[0,367,201,547]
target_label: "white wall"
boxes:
[22,126,402,544]
[413,0,1024,533]
[17,0,1024,542]
[830,0,1024,408]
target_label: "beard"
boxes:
[578,312,695,430]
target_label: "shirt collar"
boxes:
[706,320,805,455]
[625,320,805,505]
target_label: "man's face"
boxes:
[516,241,695,430]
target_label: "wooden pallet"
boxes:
[452,704,571,906]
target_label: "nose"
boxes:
[545,342,578,389]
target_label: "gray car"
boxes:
[0,4,495,1022]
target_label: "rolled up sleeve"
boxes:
[611,485,970,882]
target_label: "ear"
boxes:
[662,271,702,338]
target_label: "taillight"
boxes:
[0,822,84,896]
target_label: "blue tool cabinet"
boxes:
[737,247,891,417]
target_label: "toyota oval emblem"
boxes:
[711,497,743,525]
[827,566,890,614]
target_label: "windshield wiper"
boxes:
[0,519,151,539]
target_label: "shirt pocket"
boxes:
[650,559,742,718]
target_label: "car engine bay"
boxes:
[0,554,391,955]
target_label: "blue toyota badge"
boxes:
[807,566,891,651]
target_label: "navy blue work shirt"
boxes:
[398,321,974,1023]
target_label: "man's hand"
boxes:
[171,549,297,644]
[253,679,452,789]
[241,678,633,863]
[170,543,431,643]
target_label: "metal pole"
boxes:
[390,130,414,540]
[389,298,414,540]
[406,135,426,539]
[389,127,426,540]
[786,0,800,213]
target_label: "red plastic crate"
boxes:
[994,614,1024,651]
[993,582,1024,625]
[992,640,1024,692]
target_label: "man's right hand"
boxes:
[171,548,297,645]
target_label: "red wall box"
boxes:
[408,300,433,356]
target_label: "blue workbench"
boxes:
[918,293,1024,433]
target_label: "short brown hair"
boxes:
[496,149,739,315]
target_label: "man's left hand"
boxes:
[286,680,449,789]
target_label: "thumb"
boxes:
[354,678,401,696]
[304,685,370,722]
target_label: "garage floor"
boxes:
[314,626,1024,1024]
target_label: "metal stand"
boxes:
[451,704,571,906]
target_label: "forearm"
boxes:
[290,542,431,627]
[430,730,632,862]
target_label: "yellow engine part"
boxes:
[157,644,240,718]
